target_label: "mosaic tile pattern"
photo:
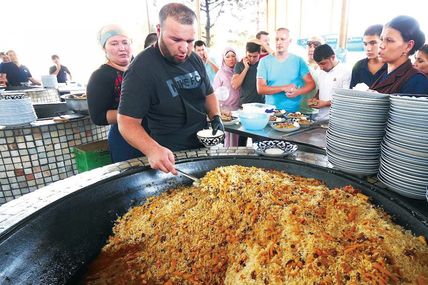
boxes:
[0,117,108,204]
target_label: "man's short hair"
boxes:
[194,40,206,48]
[144,33,158,48]
[313,44,335,63]
[51,55,59,60]
[0,52,5,56]
[159,3,196,26]
[246,42,261,53]
[276,27,290,33]
[256,31,269,39]
[364,24,383,37]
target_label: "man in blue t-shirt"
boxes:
[257,28,315,112]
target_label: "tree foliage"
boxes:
[196,0,260,47]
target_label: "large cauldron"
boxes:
[0,157,427,284]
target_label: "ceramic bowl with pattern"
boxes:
[197,129,225,147]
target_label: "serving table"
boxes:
[225,122,327,153]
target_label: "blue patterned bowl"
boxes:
[197,129,225,147]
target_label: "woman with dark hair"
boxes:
[371,15,428,95]
[414,44,428,76]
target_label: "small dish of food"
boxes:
[269,115,286,124]
[253,140,298,157]
[271,121,300,132]
[287,112,307,119]
[297,118,314,128]
[265,108,286,117]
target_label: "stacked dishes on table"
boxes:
[0,93,38,126]
[378,95,428,200]
[326,88,390,176]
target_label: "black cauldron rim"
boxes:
[0,156,427,285]
[2,155,425,240]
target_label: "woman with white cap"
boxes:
[87,24,142,162]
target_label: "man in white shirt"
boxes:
[308,44,351,121]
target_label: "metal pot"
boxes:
[60,94,89,115]
[0,157,426,284]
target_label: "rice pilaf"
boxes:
[83,165,428,284]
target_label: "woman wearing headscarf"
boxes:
[87,24,142,163]
[370,15,428,95]
[213,47,240,146]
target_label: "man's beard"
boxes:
[159,36,188,64]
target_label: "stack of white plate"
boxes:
[378,95,428,199]
[326,88,390,176]
[0,94,38,126]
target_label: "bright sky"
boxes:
[2,0,427,84]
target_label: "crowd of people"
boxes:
[84,3,427,172]
[0,50,72,87]
[3,2,428,173]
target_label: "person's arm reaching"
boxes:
[231,60,249,89]
[257,78,296,95]
[29,77,41,85]
[117,114,177,174]
[285,73,316,98]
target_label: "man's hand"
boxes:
[202,50,208,61]
[308,98,329,108]
[210,115,224,135]
[242,57,250,69]
[146,145,177,175]
[282,84,299,98]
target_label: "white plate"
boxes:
[378,172,426,199]
[222,118,239,126]
[270,122,300,133]
[333,88,390,99]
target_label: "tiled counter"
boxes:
[0,117,108,204]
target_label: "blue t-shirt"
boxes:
[257,54,309,112]
[204,62,217,85]
[0,62,29,86]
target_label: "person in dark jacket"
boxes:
[371,15,428,95]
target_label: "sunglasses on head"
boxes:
[307,41,321,47]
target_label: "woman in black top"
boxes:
[87,25,142,162]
